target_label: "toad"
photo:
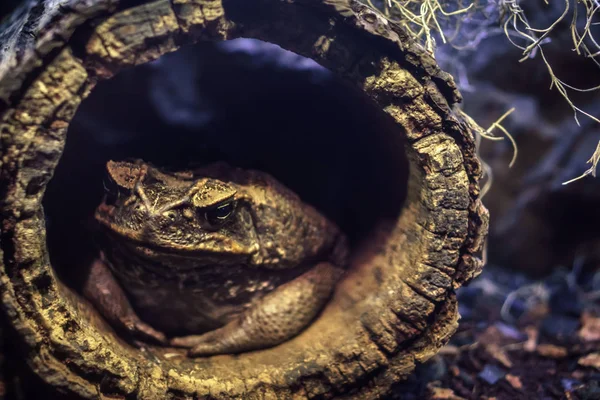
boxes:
[84,160,348,356]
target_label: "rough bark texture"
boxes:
[0,0,489,398]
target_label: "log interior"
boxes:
[0,0,488,398]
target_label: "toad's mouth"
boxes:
[118,241,250,268]
[94,204,258,259]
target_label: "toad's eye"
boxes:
[204,201,235,227]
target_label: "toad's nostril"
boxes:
[165,211,177,220]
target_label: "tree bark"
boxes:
[0,0,489,398]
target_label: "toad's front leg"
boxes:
[170,262,344,356]
[83,256,167,345]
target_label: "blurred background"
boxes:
[2,0,600,398]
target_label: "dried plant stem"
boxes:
[365,0,600,185]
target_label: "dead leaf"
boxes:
[571,370,585,379]
[537,344,568,358]
[486,343,513,368]
[578,312,600,342]
[524,325,538,352]
[505,374,523,390]
[566,392,574,400]
[428,385,466,400]
[578,353,600,369]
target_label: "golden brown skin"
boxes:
[85,160,348,356]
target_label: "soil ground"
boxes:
[394,264,600,399]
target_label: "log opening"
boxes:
[0,0,489,398]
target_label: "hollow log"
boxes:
[0,0,489,398]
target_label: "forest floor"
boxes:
[394,264,600,400]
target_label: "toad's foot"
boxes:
[170,262,344,357]
[121,316,167,345]
[84,257,167,345]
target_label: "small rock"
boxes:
[478,364,506,385]
[457,369,475,388]
[495,322,526,340]
[541,315,580,338]
[575,379,600,398]
[548,275,583,317]
[561,378,581,392]
[458,303,473,321]
[578,353,600,370]
[537,344,568,358]
[420,355,447,381]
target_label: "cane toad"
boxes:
[84,160,348,356]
